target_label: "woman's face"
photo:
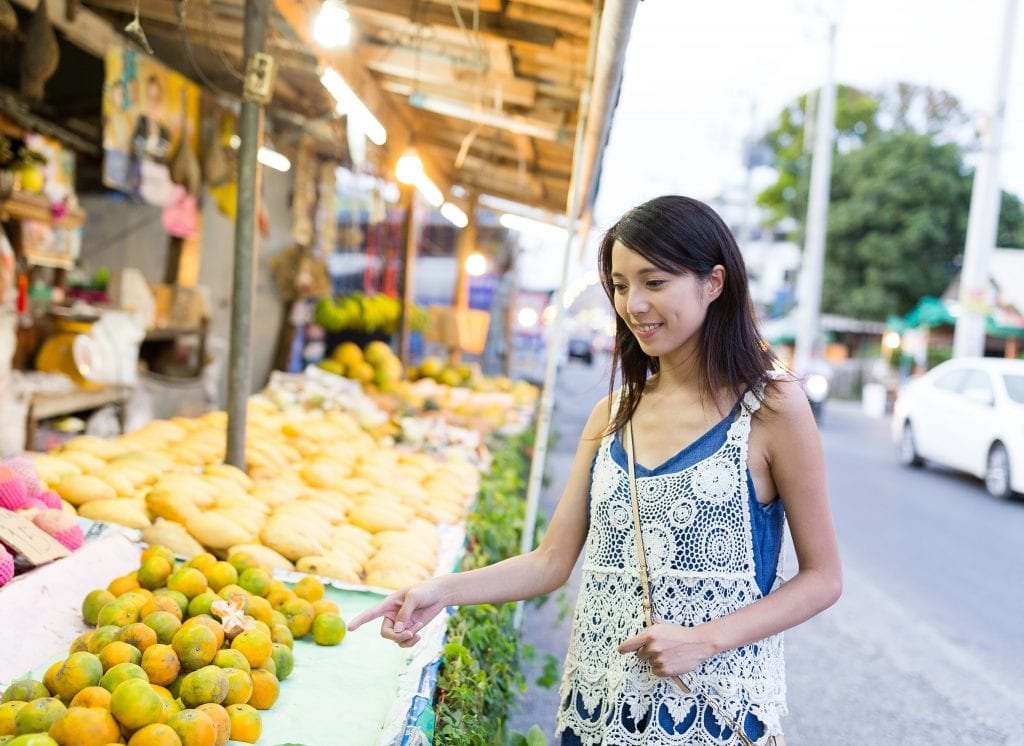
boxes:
[609,240,723,361]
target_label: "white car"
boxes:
[892,357,1024,499]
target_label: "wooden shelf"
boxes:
[0,190,85,229]
[28,385,132,421]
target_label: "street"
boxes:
[511,356,1024,745]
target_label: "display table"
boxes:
[0,528,454,745]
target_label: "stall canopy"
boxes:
[64,0,623,219]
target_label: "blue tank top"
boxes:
[603,403,785,597]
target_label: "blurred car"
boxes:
[891,357,1024,499]
[567,336,594,365]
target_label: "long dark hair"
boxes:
[599,195,778,434]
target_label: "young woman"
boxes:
[349,195,842,744]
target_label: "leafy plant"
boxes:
[434,428,554,745]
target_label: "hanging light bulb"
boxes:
[465,251,487,277]
[395,146,424,185]
[314,0,353,48]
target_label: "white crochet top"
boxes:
[557,388,786,745]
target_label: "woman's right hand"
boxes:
[346,577,448,648]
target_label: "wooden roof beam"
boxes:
[358,42,537,107]
[346,0,560,47]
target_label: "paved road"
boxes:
[511,358,1024,745]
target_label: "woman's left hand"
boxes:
[618,623,718,677]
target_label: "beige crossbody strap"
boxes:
[625,420,757,746]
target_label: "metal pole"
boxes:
[225,0,268,468]
[953,0,1018,359]
[514,1,605,630]
[397,184,417,366]
[793,20,837,376]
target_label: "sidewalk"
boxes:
[509,361,604,738]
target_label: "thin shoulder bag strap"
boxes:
[626,420,757,746]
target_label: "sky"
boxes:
[592,0,1024,231]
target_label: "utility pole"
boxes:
[226,0,270,468]
[793,19,837,375]
[953,0,1018,359]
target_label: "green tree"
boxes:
[998,191,1024,247]
[756,85,880,227]
[823,132,970,320]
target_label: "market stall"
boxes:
[1,0,637,742]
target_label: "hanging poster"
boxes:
[102,46,200,206]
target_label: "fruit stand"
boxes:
[0,340,539,745]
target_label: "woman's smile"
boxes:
[632,322,663,339]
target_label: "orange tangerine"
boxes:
[220,669,252,707]
[193,704,229,746]
[99,662,148,693]
[265,588,294,611]
[180,616,224,651]
[165,708,218,746]
[311,599,340,617]
[52,652,104,702]
[127,722,182,746]
[201,563,237,594]
[311,612,346,646]
[224,703,261,743]
[143,612,182,646]
[293,575,324,603]
[178,667,228,708]
[96,598,139,628]
[215,585,248,603]
[86,626,121,655]
[153,590,189,618]
[245,670,278,710]
[229,630,271,669]
[118,623,158,653]
[257,658,276,678]
[268,610,287,628]
[109,679,164,732]
[241,596,272,626]
[0,701,26,735]
[269,643,293,680]
[14,697,66,734]
[67,631,93,655]
[185,553,217,574]
[141,644,181,687]
[269,623,293,649]
[171,626,218,671]
[236,569,271,598]
[98,641,142,671]
[141,545,177,567]
[186,592,218,620]
[81,590,117,626]
[48,705,121,745]
[151,684,182,722]
[42,661,62,699]
[225,552,260,576]
[166,568,207,600]
[280,598,315,638]
[1,680,48,703]
[69,686,111,709]
[140,596,183,623]
[107,573,141,596]
[211,650,249,672]
[137,557,173,590]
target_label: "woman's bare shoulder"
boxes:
[758,377,814,426]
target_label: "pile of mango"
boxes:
[0,546,344,745]
[24,399,479,590]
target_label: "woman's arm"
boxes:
[621,380,842,675]
[348,395,612,646]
